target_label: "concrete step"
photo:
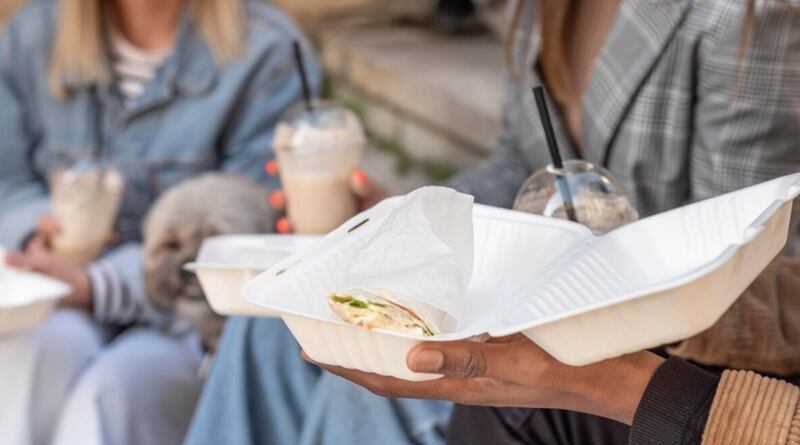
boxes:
[362,144,432,194]
[272,0,435,39]
[321,25,504,173]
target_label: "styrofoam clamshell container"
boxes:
[0,257,71,336]
[243,173,800,381]
[184,235,319,317]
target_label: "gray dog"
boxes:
[142,173,276,353]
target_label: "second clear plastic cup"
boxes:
[274,102,366,235]
[513,160,639,235]
[49,168,125,265]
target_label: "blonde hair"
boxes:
[49,0,245,97]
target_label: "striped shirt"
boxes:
[110,30,171,103]
[86,246,179,330]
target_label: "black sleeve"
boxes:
[629,357,720,445]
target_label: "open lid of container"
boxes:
[184,234,320,272]
[243,173,800,341]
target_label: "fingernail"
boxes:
[269,190,284,209]
[410,349,444,373]
[353,170,368,186]
[264,160,279,176]
[276,218,291,234]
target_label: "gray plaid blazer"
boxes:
[449,0,799,248]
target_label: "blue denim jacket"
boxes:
[0,0,320,328]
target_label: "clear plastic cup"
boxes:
[513,160,639,235]
[273,101,366,235]
[49,168,125,266]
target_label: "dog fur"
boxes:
[142,173,276,352]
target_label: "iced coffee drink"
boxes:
[273,102,365,235]
[49,168,124,266]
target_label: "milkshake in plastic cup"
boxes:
[49,168,125,266]
[273,102,366,235]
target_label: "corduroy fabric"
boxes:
[702,370,800,445]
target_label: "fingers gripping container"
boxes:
[184,235,319,317]
[243,173,800,381]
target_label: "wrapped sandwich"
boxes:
[327,187,474,338]
[328,290,438,337]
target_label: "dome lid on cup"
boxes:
[513,160,639,235]
[273,101,366,155]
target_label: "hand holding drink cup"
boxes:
[267,101,388,235]
[3,159,125,310]
[267,42,387,235]
[3,157,125,310]
[266,165,388,234]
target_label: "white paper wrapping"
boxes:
[340,187,474,329]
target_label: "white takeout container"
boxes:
[184,235,319,317]
[0,253,71,336]
[243,173,800,381]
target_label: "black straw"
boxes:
[531,86,578,222]
[532,86,563,169]
[292,40,314,113]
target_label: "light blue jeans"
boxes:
[184,317,452,445]
[0,309,202,445]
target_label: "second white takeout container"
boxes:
[243,173,800,381]
[184,234,319,317]
[0,252,71,336]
